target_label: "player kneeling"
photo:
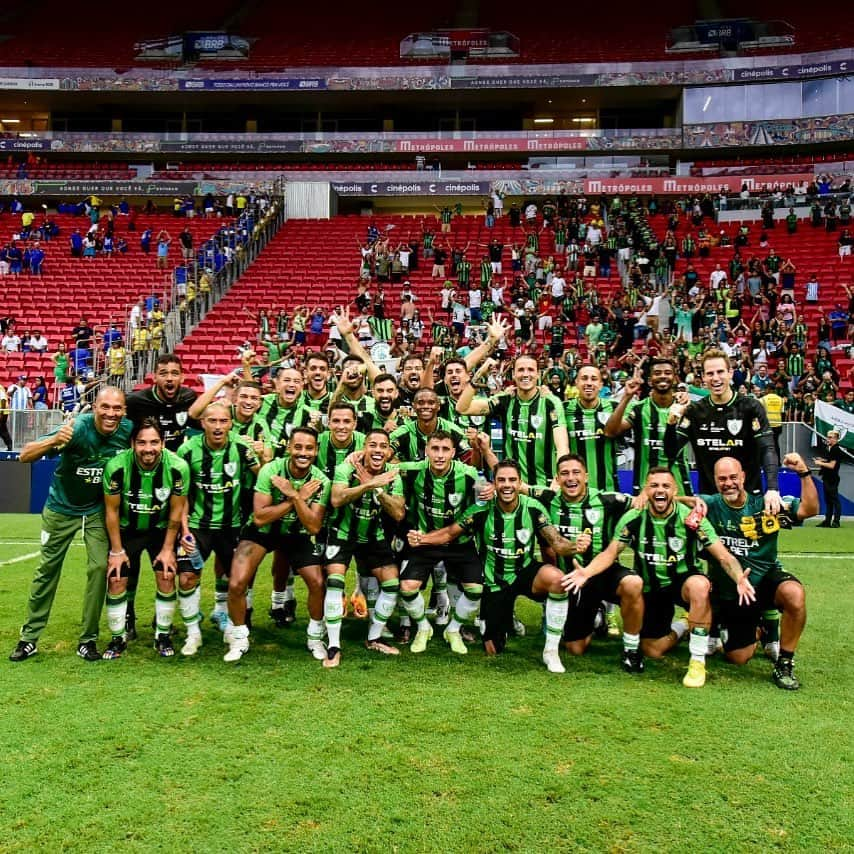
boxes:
[565,468,748,687]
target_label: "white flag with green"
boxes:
[814,399,854,452]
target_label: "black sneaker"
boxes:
[816,521,831,528]
[772,657,800,691]
[269,606,288,629]
[282,599,297,624]
[621,648,645,674]
[102,635,127,660]
[76,641,101,662]
[154,633,175,657]
[394,623,412,644]
[830,521,840,528]
[9,640,38,662]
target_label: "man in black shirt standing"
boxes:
[124,352,198,636]
[814,429,843,527]
[665,348,782,515]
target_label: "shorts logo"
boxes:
[448,493,462,507]
[726,418,743,436]
[175,411,188,427]
[585,509,601,525]
[40,530,50,545]
[530,415,542,429]
[155,487,171,502]
[516,529,531,545]
[325,544,341,559]
[668,536,684,552]
[224,462,237,477]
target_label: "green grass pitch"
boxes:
[0,514,851,852]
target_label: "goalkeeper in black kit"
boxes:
[664,349,782,515]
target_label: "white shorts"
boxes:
[839,245,851,257]
[538,315,553,331]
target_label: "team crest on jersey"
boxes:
[325,544,341,559]
[530,415,542,429]
[585,508,601,526]
[726,418,742,436]
[668,536,684,552]
[224,461,237,477]
[175,411,188,427]
[155,487,171,502]
[448,493,462,507]
[516,529,531,545]
[470,415,485,427]
[597,411,610,425]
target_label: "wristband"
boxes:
[109,549,126,556]
[797,470,811,478]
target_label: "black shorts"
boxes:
[562,564,635,643]
[239,525,323,570]
[641,573,707,639]
[400,543,482,586]
[119,530,171,577]
[324,539,397,575]
[176,527,241,575]
[715,569,801,652]
[480,563,544,652]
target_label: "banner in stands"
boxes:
[582,173,814,194]
[684,115,854,148]
[160,140,304,153]
[733,59,852,82]
[0,138,51,151]
[30,180,199,195]
[178,78,327,91]
[815,400,854,453]
[332,180,491,196]
[449,74,599,89]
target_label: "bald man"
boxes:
[11,387,133,662]
[697,454,817,690]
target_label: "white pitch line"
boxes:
[0,551,41,566]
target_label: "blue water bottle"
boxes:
[183,534,205,572]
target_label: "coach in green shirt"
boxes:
[10,387,133,663]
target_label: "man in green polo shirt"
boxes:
[10,386,133,662]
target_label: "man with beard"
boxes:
[10,387,132,663]
[301,351,334,418]
[564,364,619,493]
[126,353,198,452]
[357,373,401,434]
[696,455,815,690]
[322,430,406,668]
[604,357,692,494]
[102,419,190,659]
[565,468,747,688]
[456,354,568,486]
[411,459,576,674]
[527,454,641,671]
[224,428,330,663]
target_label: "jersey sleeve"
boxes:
[333,462,354,485]
[316,473,333,507]
[254,461,275,496]
[389,472,405,498]
[616,508,641,546]
[240,441,260,470]
[696,516,720,546]
[528,498,552,531]
[103,455,124,495]
[171,457,191,496]
[486,391,510,419]
[547,394,567,428]
[459,504,487,534]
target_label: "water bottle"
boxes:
[183,534,205,572]
[475,474,489,506]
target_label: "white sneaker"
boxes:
[181,631,203,657]
[224,632,249,662]
[542,649,565,674]
[707,636,723,656]
[307,638,328,661]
